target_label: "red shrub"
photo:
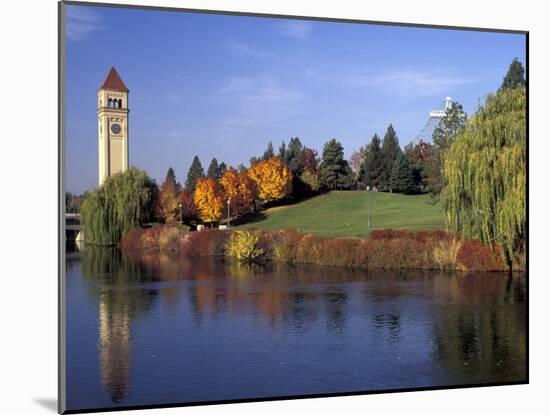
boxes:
[182,229,230,257]
[456,239,507,272]
[119,227,144,251]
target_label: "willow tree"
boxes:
[81,168,157,246]
[442,87,526,266]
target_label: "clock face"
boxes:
[111,123,121,134]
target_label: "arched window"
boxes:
[108,98,113,108]
[118,99,123,108]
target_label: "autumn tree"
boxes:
[247,157,292,202]
[157,167,181,222]
[295,146,321,195]
[319,139,353,190]
[298,147,319,174]
[185,155,205,193]
[179,190,197,223]
[193,177,226,224]
[220,168,257,213]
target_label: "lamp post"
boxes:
[227,197,231,228]
[178,202,182,224]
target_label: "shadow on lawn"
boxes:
[232,193,324,227]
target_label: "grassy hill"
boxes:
[236,191,445,239]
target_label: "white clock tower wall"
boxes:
[97,67,130,186]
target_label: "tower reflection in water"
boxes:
[80,246,526,404]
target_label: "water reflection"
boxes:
[69,246,526,410]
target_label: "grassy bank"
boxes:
[235,191,444,238]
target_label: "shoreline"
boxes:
[119,225,524,273]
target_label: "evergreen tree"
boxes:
[319,139,353,190]
[219,162,227,177]
[185,155,204,193]
[360,134,384,188]
[500,58,526,91]
[427,101,467,195]
[278,141,286,160]
[249,156,260,166]
[207,158,221,179]
[390,152,416,194]
[263,141,275,160]
[380,124,401,189]
[285,137,303,173]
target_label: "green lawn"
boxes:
[236,191,445,238]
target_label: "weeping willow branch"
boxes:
[81,168,157,246]
[442,87,526,265]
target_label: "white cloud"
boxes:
[276,20,313,40]
[306,67,476,97]
[66,6,101,41]
[362,70,477,97]
[219,75,306,105]
[225,41,273,59]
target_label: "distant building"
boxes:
[97,67,129,185]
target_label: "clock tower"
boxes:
[98,67,129,185]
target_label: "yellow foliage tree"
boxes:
[193,177,225,223]
[220,168,257,213]
[247,157,292,201]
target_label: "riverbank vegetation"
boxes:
[120,226,521,272]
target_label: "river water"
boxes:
[65,245,526,411]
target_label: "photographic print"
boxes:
[60,1,527,413]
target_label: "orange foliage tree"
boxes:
[247,157,292,202]
[193,177,226,223]
[219,168,257,214]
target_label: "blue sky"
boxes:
[65,4,526,193]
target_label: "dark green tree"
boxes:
[278,141,286,160]
[185,155,205,193]
[249,156,260,166]
[219,162,227,177]
[207,158,221,179]
[500,58,526,91]
[285,137,303,173]
[390,152,416,194]
[263,141,275,160]
[427,101,467,195]
[360,134,384,188]
[380,124,401,189]
[319,139,353,190]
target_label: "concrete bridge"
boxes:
[66,213,82,241]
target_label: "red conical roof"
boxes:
[99,67,129,92]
